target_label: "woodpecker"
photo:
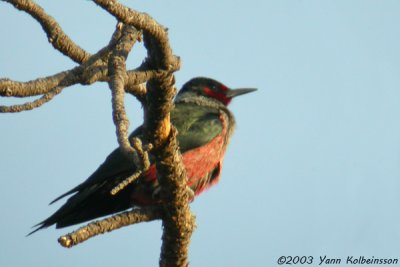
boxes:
[30,77,256,234]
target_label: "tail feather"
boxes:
[28,182,134,235]
[27,222,50,236]
[49,188,78,205]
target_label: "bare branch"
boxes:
[4,0,91,64]
[0,23,116,99]
[107,25,153,196]
[0,67,166,99]
[3,1,196,265]
[108,25,142,160]
[157,127,196,267]
[106,25,154,189]
[110,170,142,196]
[0,72,70,98]
[0,23,160,111]
[111,138,153,195]
[119,2,195,264]
[58,207,162,248]
[0,86,64,113]
[93,0,178,69]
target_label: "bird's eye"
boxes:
[211,85,218,91]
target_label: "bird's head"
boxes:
[177,77,256,106]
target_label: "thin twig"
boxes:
[58,207,162,248]
[0,86,64,113]
[110,170,142,196]
[111,138,153,195]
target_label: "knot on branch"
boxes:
[0,79,18,97]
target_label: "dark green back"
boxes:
[50,102,223,203]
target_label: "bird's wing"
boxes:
[49,127,143,204]
[49,104,222,203]
[28,103,225,233]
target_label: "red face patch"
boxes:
[219,84,229,92]
[203,86,231,105]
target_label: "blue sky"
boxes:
[1,1,400,266]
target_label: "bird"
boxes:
[29,77,256,234]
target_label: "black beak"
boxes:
[226,88,257,98]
